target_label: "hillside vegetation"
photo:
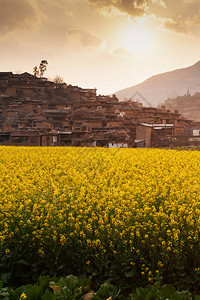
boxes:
[161,91,200,121]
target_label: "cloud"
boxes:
[86,0,147,18]
[66,27,105,48]
[164,20,188,34]
[85,0,199,35]
[0,0,74,37]
[35,0,73,19]
[151,0,166,8]
[112,47,134,57]
[149,0,200,31]
[0,0,40,35]
[182,1,200,27]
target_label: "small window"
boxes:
[31,138,36,144]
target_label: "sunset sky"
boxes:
[1,0,200,95]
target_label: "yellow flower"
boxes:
[0,146,200,284]
[19,293,27,300]
[157,261,164,267]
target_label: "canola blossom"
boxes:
[0,146,200,286]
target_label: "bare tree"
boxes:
[33,66,39,77]
[53,75,64,88]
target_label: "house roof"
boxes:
[190,127,200,130]
[58,131,72,134]
[0,72,13,78]
[140,123,174,128]
[44,109,70,114]
[17,72,35,77]
[134,139,145,143]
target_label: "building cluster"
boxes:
[0,71,199,148]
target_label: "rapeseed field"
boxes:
[0,146,200,289]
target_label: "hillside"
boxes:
[161,91,200,121]
[115,61,200,107]
[0,71,193,148]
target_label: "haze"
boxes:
[1,0,200,95]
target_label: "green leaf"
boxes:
[17,260,29,266]
[136,287,147,298]
[24,286,43,300]
[144,291,154,300]
[161,284,176,297]
[95,282,115,299]
[129,294,141,300]
[39,276,51,292]
[41,290,56,300]
[65,275,80,291]
[125,270,136,278]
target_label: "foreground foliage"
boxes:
[1,147,200,291]
[1,275,200,300]
[0,275,118,300]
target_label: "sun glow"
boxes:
[121,19,156,56]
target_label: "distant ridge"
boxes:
[115,61,200,107]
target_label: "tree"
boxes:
[33,66,39,77]
[33,60,48,77]
[53,75,65,88]
[39,60,48,77]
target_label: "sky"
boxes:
[1,0,200,95]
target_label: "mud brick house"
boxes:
[188,124,200,146]
[136,123,190,147]
[0,71,196,147]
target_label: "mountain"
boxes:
[114,61,200,107]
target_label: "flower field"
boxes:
[0,146,200,291]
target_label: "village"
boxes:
[0,70,199,148]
